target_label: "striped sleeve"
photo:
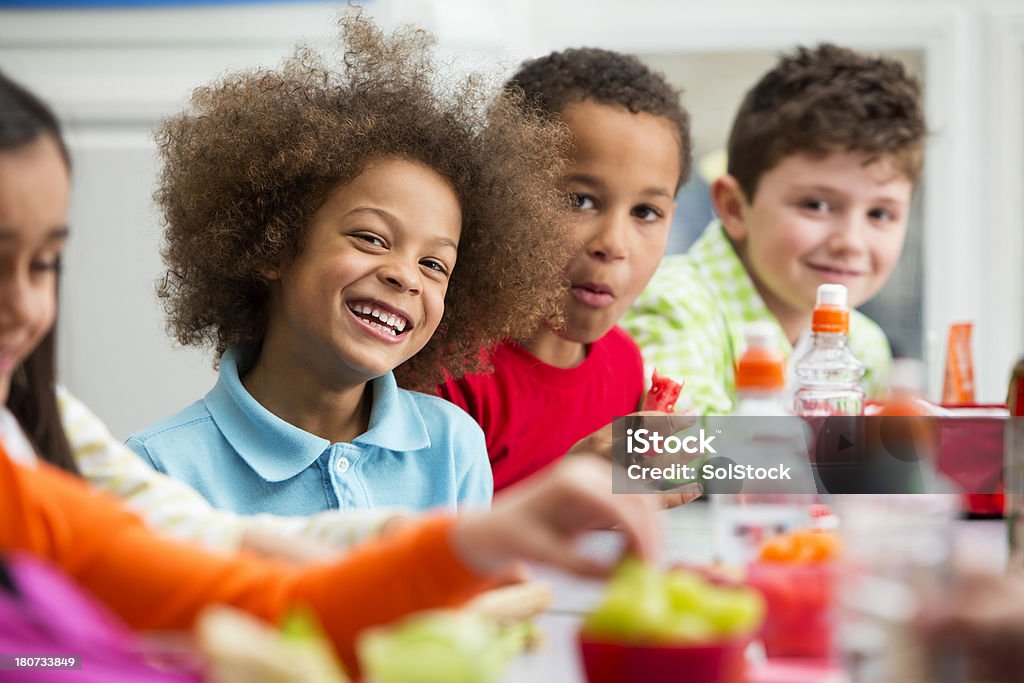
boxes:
[58,387,405,553]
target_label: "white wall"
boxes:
[1,0,1022,436]
[1,3,345,437]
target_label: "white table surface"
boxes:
[502,500,1007,683]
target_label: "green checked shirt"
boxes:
[621,221,892,415]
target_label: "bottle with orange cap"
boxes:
[733,321,788,416]
[710,324,821,565]
[793,284,866,417]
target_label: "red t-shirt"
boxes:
[437,326,644,491]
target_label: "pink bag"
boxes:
[0,553,199,682]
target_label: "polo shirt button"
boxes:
[336,456,351,474]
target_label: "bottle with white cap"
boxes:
[733,321,789,417]
[793,284,866,416]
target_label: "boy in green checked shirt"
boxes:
[622,44,926,415]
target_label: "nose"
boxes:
[826,213,869,257]
[377,255,422,295]
[585,212,629,263]
[0,268,36,331]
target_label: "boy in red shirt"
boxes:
[438,49,692,490]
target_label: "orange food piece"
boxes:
[756,528,842,564]
[758,535,798,562]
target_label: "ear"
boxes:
[711,174,750,243]
[262,267,280,281]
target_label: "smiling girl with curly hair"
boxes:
[126,12,571,517]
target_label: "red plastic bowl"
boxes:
[746,562,836,659]
[578,633,749,683]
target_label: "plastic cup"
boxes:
[578,633,749,683]
[836,495,958,682]
[746,562,836,659]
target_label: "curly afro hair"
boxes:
[155,11,572,390]
[728,43,926,201]
[506,47,692,190]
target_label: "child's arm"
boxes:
[0,450,659,674]
[59,387,406,556]
[0,450,487,673]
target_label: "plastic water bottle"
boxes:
[793,284,866,416]
[733,321,788,417]
[711,324,817,565]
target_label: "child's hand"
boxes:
[450,457,662,579]
[642,371,684,412]
[565,412,702,511]
[566,411,696,463]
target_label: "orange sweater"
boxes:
[0,449,489,670]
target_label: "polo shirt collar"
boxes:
[354,371,431,452]
[205,346,328,482]
[205,345,430,481]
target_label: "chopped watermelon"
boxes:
[642,370,683,412]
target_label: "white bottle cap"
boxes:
[816,284,848,309]
[744,321,776,351]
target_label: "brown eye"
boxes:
[801,199,830,213]
[420,258,448,276]
[353,233,386,248]
[30,257,62,274]
[568,193,596,211]
[632,205,662,222]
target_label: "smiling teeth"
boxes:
[369,321,398,336]
[352,304,407,333]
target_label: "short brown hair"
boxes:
[156,12,571,390]
[728,43,926,201]
[507,47,692,190]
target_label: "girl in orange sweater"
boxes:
[0,448,657,672]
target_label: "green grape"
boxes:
[358,610,518,683]
[665,571,707,614]
[584,560,767,646]
[584,584,673,641]
[652,612,716,644]
[700,587,765,637]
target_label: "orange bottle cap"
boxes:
[812,304,850,334]
[736,347,786,389]
[737,322,786,390]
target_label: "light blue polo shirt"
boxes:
[126,346,493,516]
